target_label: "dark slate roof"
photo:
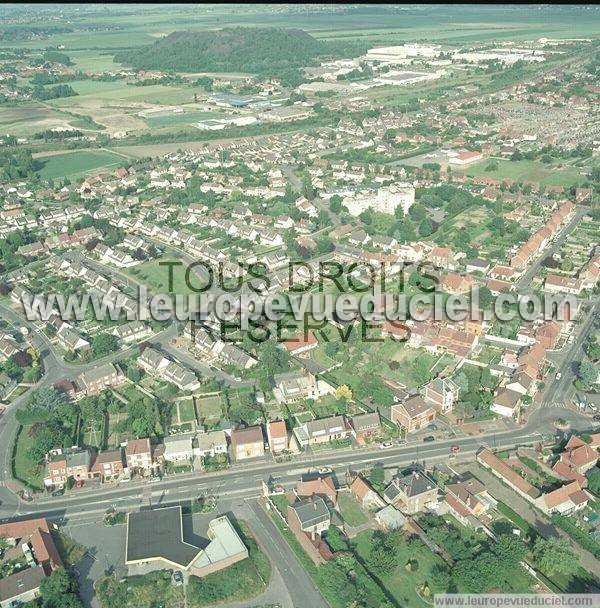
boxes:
[126,506,201,568]
[290,496,330,529]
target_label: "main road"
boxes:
[0,402,595,524]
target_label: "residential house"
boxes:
[445,476,496,528]
[163,434,195,463]
[348,412,381,440]
[125,438,153,474]
[391,395,436,433]
[230,426,265,461]
[424,377,459,413]
[491,387,522,419]
[273,371,322,404]
[349,476,385,510]
[43,448,94,488]
[537,481,590,516]
[77,363,124,396]
[383,471,438,514]
[194,430,228,459]
[287,497,331,565]
[293,415,349,447]
[266,420,288,454]
[296,475,337,505]
[91,449,125,482]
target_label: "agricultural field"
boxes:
[34,149,127,180]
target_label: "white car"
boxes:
[555,372,562,380]
[379,442,394,449]
[317,467,332,475]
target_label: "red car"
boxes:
[450,445,460,453]
[75,479,84,489]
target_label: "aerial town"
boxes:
[0,4,598,608]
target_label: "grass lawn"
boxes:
[465,158,585,187]
[143,110,226,129]
[337,492,369,527]
[51,530,87,568]
[187,522,271,607]
[353,530,446,607]
[12,425,44,491]
[114,384,147,404]
[177,398,197,423]
[127,256,192,295]
[35,150,125,180]
[106,412,128,448]
[196,394,223,424]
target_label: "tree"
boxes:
[576,359,597,389]
[477,286,493,308]
[492,533,527,567]
[532,537,578,577]
[418,217,433,237]
[335,385,353,402]
[39,568,82,608]
[91,333,119,358]
[587,467,600,495]
[16,387,65,425]
[301,174,315,200]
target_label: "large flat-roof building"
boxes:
[125,506,248,577]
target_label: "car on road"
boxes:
[450,445,460,453]
[318,467,332,475]
[423,436,435,442]
[555,372,562,380]
[380,442,394,449]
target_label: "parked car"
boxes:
[171,570,183,587]
[75,479,84,489]
[555,372,562,380]
[317,467,332,475]
[51,489,64,497]
[423,436,435,442]
[379,442,393,449]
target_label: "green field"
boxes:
[13,425,44,491]
[143,110,226,129]
[35,150,126,179]
[465,158,585,187]
[49,80,196,106]
[127,256,194,295]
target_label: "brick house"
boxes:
[391,395,436,433]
